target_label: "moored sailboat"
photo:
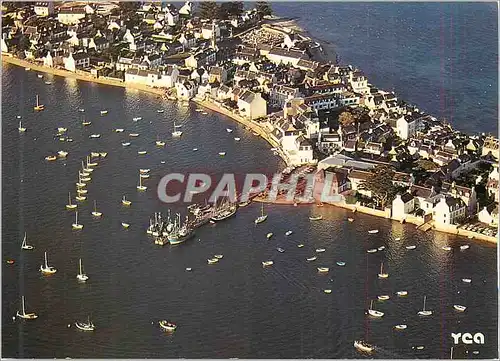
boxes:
[417,295,433,316]
[16,296,38,320]
[254,203,268,224]
[33,95,45,111]
[21,232,34,250]
[66,192,77,210]
[91,200,102,217]
[72,211,83,230]
[40,251,57,274]
[76,258,89,282]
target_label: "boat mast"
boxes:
[423,296,426,311]
[75,211,78,225]
[21,296,26,315]
[79,258,83,275]
[44,251,48,268]
[94,200,97,212]
[450,346,453,359]
[36,95,39,107]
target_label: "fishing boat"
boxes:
[453,304,467,312]
[172,122,183,137]
[21,232,34,250]
[159,320,176,332]
[309,215,323,221]
[285,230,293,236]
[277,247,285,253]
[100,110,108,115]
[33,95,45,111]
[129,133,140,137]
[262,261,274,267]
[168,214,195,245]
[462,278,472,283]
[378,262,388,278]
[66,192,77,210]
[234,137,241,141]
[122,222,130,229]
[89,134,101,138]
[316,248,326,253]
[460,244,470,250]
[378,295,390,301]
[82,121,91,126]
[91,200,102,217]
[306,256,317,262]
[72,211,83,230]
[394,324,407,330]
[137,150,147,155]
[45,155,57,161]
[115,128,124,133]
[132,117,142,121]
[336,261,346,266]
[207,258,219,264]
[75,316,95,331]
[396,291,408,296]
[324,289,332,294]
[122,196,131,206]
[442,245,452,251]
[210,200,237,222]
[40,251,57,274]
[368,300,384,317]
[406,245,416,250]
[368,229,379,234]
[218,152,226,156]
[16,296,38,320]
[76,258,88,282]
[122,142,131,147]
[367,248,378,253]
[254,203,268,224]
[266,232,273,239]
[317,267,329,273]
[18,121,27,132]
[354,340,374,353]
[58,150,68,158]
[417,296,433,316]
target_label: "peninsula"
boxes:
[2,1,498,242]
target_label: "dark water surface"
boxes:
[2,4,498,357]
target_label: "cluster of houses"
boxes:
[2,1,498,233]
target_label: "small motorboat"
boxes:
[82,121,91,126]
[115,128,124,133]
[377,295,390,301]
[406,245,416,250]
[378,263,388,279]
[396,291,408,296]
[89,134,101,138]
[6,259,15,265]
[45,155,57,161]
[226,128,233,133]
[367,249,378,253]
[368,308,384,318]
[416,346,425,350]
[324,289,332,294]
[354,340,374,353]
[156,140,166,147]
[266,232,273,239]
[315,248,326,253]
[122,222,130,229]
[377,246,385,251]
[133,117,142,121]
[78,108,85,112]
[394,237,401,241]
[462,278,472,283]
[347,218,354,222]
[37,74,43,78]
[297,244,304,248]
[218,152,226,156]
[122,142,131,147]
[234,137,241,141]
[368,229,379,234]
[317,267,329,273]
[453,304,467,312]
[45,81,52,85]
[277,247,285,253]
[262,261,274,267]
[309,215,323,221]
[57,151,69,158]
[140,169,150,174]
[285,230,293,236]
[137,150,147,155]
[192,148,198,151]
[394,324,407,330]
[460,244,470,250]
[442,245,452,251]
[306,256,317,262]
[157,109,164,113]
[129,133,140,137]
[336,261,346,266]
[207,258,219,264]
[185,268,192,272]
[99,152,107,158]
[214,254,223,259]
[159,320,176,332]
[100,110,108,115]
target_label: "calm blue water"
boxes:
[2,3,498,358]
[274,2,498,135]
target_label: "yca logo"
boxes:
[451,332,485,345]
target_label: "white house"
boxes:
[63,52,90,72]
[396,114,420,140]
[34,2,54,16]
[176,80,198,100]
[317,130,343,155]
[158,65,179,88]
[348,71,370,95]
[201,22,220,40]
[237,90,267,120]
[57,7,88,25]
[269,85,302,108]
[392,193,415,221]
[42,51,53,67]
[1,34,8,53]
[179,1,192,16]
[478,204,499,227]
[433,196,467,227]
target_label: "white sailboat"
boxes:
[33,94,45,111]
[378,262,389,278]
[40,251,57,274]
[16,296,38,319]
[75,316,95,331]
[122,195,131,206]
[453,304,467,312]
[21,232,34,250]
[137,175,147,191]
[72,211,83,230]
[254,203,268,224]
[368,300,384,317]
[66,192,77,209]
[76,258,89,282]
[172,122,183,137]
[417,295,433,316]
[18,120,27,132]
[91,200,102,217]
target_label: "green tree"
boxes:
[338,111,355,126]
[197,1,220,20]
[219,1,243,19]
[416,159,438,171]
[255,1,272,18]
[119,2,140,13]
[359,165,398,209]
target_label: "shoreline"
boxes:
[2,55,167,97]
